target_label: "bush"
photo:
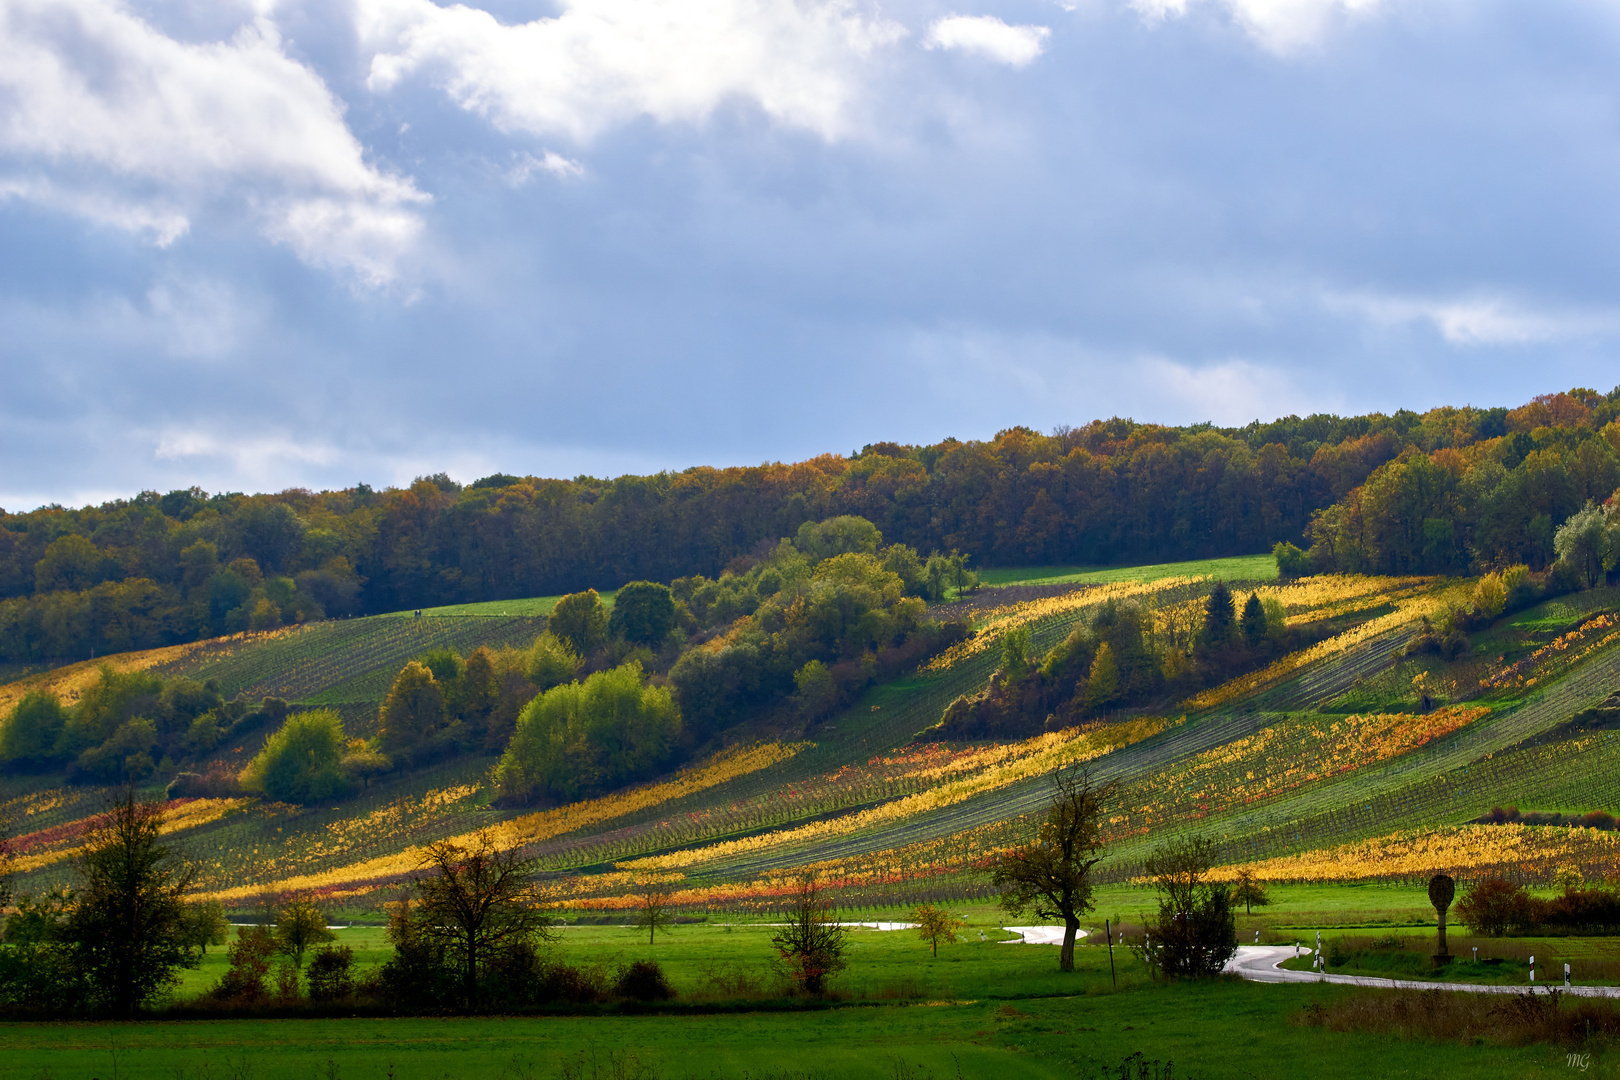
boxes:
[613,960,675,1001]
[1455,876,1533,937]
[211,926,277,1003]
[305,945,355,1002]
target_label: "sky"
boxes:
[3,0,1620,509]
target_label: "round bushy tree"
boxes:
[609,581,676,646]
[242,709,350,803]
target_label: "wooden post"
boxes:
[1105,919,1117,988]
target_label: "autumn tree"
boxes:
[59,791,197,1016]
[910,903,966,957]
[411,830,554,1009]
[990,768,1116,972]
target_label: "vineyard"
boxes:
[3,563,1620,914]
[155,614,549,705]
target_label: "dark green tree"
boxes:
[0,691,70,769]
[60,791,197,1016]
[1199,582,1236,649]
[609,581,676,646]
[1143,837,1237,977]
[549,590,610,657]
[1239,592,1267,649]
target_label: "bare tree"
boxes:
[990,767,1116,972]
[413,830,554,1008]
[631,878,676,946]
[770,875,847,995]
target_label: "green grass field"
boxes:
[13,914,1607,1079]
[978,554,1277,588]
[383,591,619,619]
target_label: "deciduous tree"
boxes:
[909,904,965,957]
[60,791,196,1016]
[412,830,554,1009]
[990,768,1115,972]
[770,875,847,995]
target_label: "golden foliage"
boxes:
[198,741,806,901]
[617,718,1167,873]
[923,577,1205,673]
[1213,824,1620,885]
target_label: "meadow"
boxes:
[3,912,1606,1080]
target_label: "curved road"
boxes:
[1225,945,1620,998]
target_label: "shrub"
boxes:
[306,945,355,1002]
[211,926,277,1003]
[613,960,675,1001]
[1455,876,1533,937]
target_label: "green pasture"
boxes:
[383,592,619,619]
[978,554,1276,588]
[7,922,1601,1079]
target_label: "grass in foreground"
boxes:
[8,942,1601,1080]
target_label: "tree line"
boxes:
[1293,390,1620,576]
[9,392,1610,663]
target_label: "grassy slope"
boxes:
[382,590,619,618]
[980,553,1277,587]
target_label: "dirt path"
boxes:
[1224,945,1620,997]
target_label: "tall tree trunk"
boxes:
[1060,918,1079,972]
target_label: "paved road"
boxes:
[1224,945,1620,998]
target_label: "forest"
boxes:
[0,388,1615,664]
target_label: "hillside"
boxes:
[6,541,1618,918]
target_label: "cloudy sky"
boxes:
[3,0,1618,508]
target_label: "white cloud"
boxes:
[923,15,1051,66]
[1328,291,1620,346]
[507,151,586,186]
[358,0,908,142]
[0,0,428,283]
[154,428,340,488]
[1130,0,1383,53]
[1137,354,1324,423]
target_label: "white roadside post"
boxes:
[1530,955,1535,983]
[1565,963,1571,988]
